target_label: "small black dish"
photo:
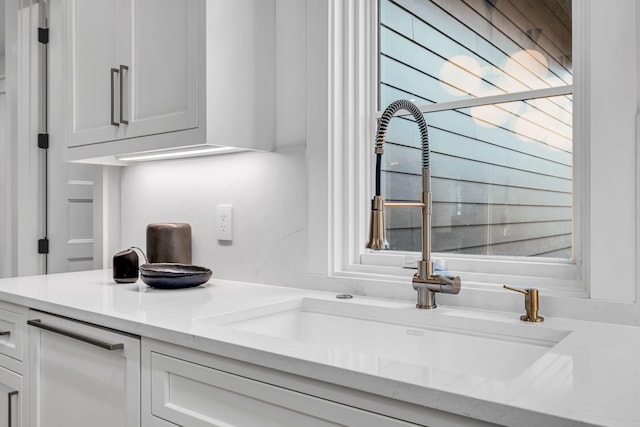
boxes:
[138,263,212,289]
[139,271,212,289]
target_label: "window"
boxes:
[378,0,573,259]
[308,0,637,303]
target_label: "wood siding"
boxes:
[379,0,572,258]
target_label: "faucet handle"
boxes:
[503,285,544,323]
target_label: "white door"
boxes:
[28,312,140,427]
[7,0,114,277]
[7,0,47,277]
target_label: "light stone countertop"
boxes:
[0,269,637,426]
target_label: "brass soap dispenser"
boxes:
[503,285,544,322]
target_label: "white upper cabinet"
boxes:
[63,0,275,164]
[66,0,199,147]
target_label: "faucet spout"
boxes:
[366,195,389,250]
[368,100,462,309]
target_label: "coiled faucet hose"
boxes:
[375,100,430,196]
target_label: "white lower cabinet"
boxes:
[0,366,23,427]
[146,354,416,426]
[27,311,141,427]
[147,353,417,427]
[142,340,493,427]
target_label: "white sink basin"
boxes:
[198,296,571,381]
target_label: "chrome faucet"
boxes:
[367,100,461,309]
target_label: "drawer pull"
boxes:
[8,390,17,427]
[27,319,124,351]
[0,330,9,336]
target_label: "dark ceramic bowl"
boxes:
[140,269,212,289]
[139,263,210,277]
[138,263,212,289]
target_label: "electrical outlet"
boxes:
[216,204,233,241]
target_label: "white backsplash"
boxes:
[120,147,310,288]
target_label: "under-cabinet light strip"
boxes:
[117,146,244,162]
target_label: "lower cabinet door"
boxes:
[28,311,140,427]
[0,366,23,427]
[148,352,420,427]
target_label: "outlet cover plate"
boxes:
[216,204,233,241]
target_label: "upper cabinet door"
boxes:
[66,0,200,148]
[66,0,121,147]
[119,0,200,140]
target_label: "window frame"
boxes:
[308,0,640,310]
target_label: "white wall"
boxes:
[587,2,637,303]
[0,0,5,60]
[0,0,4,278]
[120,1,640,324]
[0,76,7,278]
[121,148,309,286]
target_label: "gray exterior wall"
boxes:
[379,0,572,258]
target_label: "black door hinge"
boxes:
[38,133,49,149]
[38,238,49,255]
[38,28,49,44]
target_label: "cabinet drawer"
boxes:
[149,352,420,427]
[28,311,141,427]
[0,305,25,362]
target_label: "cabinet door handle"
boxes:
[119,65,129,125]
[0,330,10,336]
[110,68,120,127]
[27,319,124,351]
[7,390,17,427]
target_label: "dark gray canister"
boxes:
[146,223,192,264]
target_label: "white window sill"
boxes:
[321,266,640,326]
[358,251,586,297]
